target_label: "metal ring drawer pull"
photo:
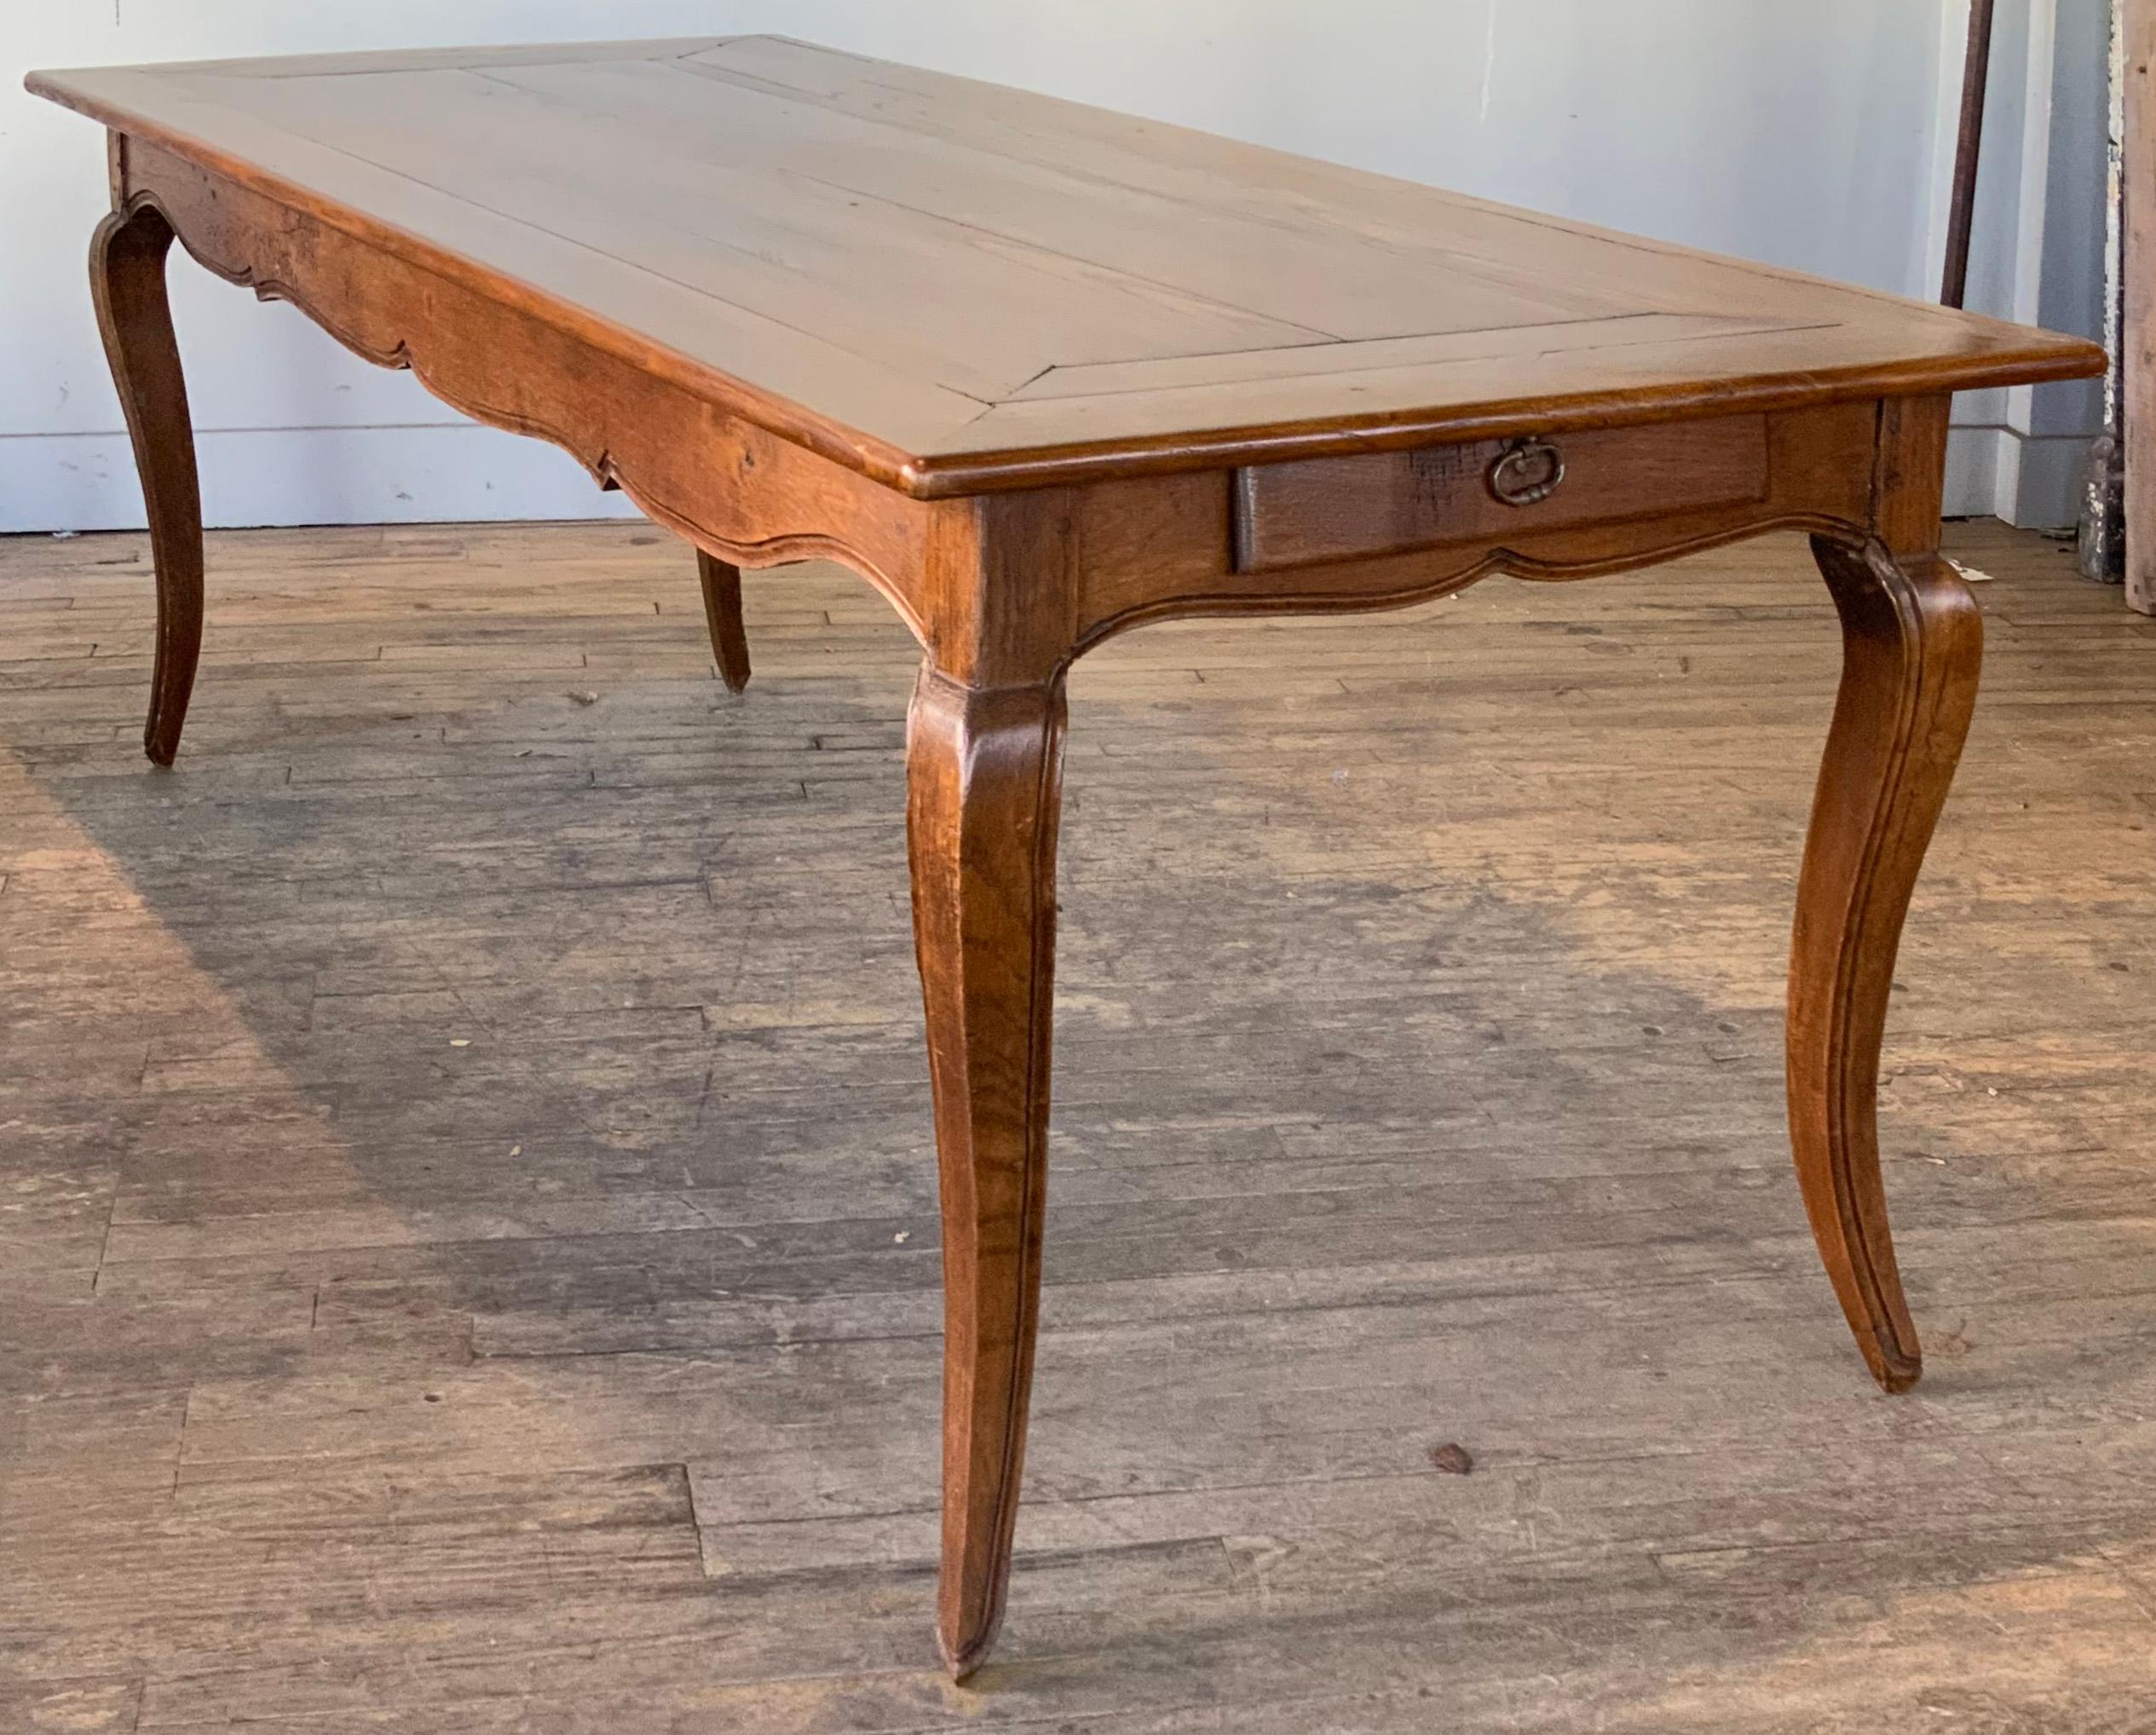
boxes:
[1487,437,1565,507]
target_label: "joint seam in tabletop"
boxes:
[102,38,735,79]
[147,86,1013,407]
[999,317,1846,409]
[39,89,973,487]
[907,372,2064,497]
[758,164,1346,350]
[672,38,2102,339]
[31,43,2103,500]
[476,52,1367,351]
[449,65,1338,394]
[659,55,1621,328]
[671,49,1634,322]
[658,39,2111,424]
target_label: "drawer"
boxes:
[1232,414,1771,572]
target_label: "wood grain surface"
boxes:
[19,33,2125,1688]
[1234,415,1770,571]
[2,518,2153,1729]
[29,36,2103,494]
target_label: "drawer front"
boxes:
[1233,415,1771,572]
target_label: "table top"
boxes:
[31,36,2106,496]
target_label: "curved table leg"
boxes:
[91,201,204,768]
[695,550,752,693]
[1790,533,1982,1392]
[905,665,1066,1681]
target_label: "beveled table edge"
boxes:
[26,49,2111,503]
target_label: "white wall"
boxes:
[1944,0,2110,523]
[0,0,2103,534]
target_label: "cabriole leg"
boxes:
[695,550,752,693]
[905,666,1066,1680]
[1790,509,1981,1392]
[90,197,203,767]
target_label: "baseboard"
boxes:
[1945,424,2098,529]
[0,423,646,534]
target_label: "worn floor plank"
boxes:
[2,516,2153,1732]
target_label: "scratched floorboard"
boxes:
[3,518,2153,1733]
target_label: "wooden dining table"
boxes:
[29,37,2106,1680]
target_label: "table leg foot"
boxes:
[91,200,204,768]
[1790,534,1982,1393]
[695,550,752,693]
[906,666,1065,1680]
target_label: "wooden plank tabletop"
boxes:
[30,37,2106,495]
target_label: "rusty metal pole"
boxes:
[1941,0,1998,308]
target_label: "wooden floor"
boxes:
[3,518,2153,1732]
